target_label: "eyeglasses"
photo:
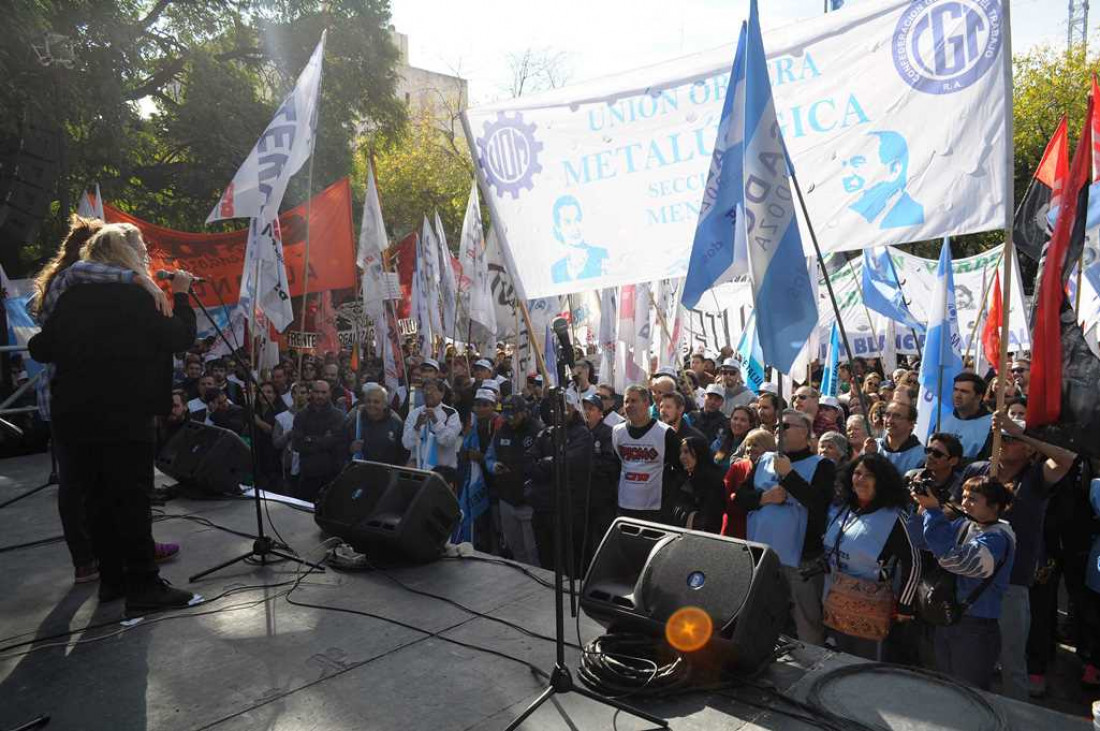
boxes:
[1010,367,1028,374]
[792,394,810,401]
[924,447,948,459]
[780,422,806,431]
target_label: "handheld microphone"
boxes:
[155,269,206,283]
[551,317,576,369]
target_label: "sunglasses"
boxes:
[792,394,810,401]
[1010,367,1028,374]
[924,447,948,459]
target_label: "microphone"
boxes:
[551,317,576,369]
[155,269,206,283]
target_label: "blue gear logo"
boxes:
[476,112,543,199]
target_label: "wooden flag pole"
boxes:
[990,0,1015,479]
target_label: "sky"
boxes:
[390,0,1086,106]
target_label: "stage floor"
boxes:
[0,452,1089,731]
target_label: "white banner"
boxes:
[465,0,1007,299]
[701,245,1028,360]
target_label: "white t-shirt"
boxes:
[611,420,671,512]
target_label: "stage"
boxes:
[0,452,1089,731]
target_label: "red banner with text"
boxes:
[104,178,356,307]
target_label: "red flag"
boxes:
[1013,117,1069,262]
[981,268,1002,373]
[1028,95,1093,429]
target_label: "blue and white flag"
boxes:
[821,322,842,397]
[682,24,747,310]
[916,238,964,441]
[862,247,924,331]
[454,421,491,544]
[734,310,765,393]
[543,321,559,388]
[743,0,817,374]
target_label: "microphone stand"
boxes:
[503,355,666,730]
[181,283,323,582]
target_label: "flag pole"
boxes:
[963,251,1003,367]
[781,143,872,433]
[369,148,410,410]
[295,41,326,377]
[991,0,1016,479]
[845,258,881,365]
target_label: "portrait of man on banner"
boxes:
[840,130,925,230]
[549,194,609,284]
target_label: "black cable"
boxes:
[577,633,689,698]
[805,662,1010,731]
[283,562,551,681]
[354,559,580,650]
[440,553,556,590]
[0,535,65,554]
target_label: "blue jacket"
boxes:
[920,509,1015,619]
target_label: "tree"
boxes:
[504,47,571,99]
[361,105,473,247]
[0,0,406,274]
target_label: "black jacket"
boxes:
[293,404,347,478]
[344,409,408,466]
[672,463,727,533]
[588,421,620,515]
[488,418,541,506]
[30,287,195,440]
[692,409,730,446]
[524,415,593,514]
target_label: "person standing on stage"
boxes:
[29,223,200,616]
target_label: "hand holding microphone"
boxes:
[155,269,202,294]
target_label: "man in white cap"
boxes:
[692,383,729,445]
[459,387,500,552]
[718,358,754,414]
[566,358,598,403]
[402,377,462,487]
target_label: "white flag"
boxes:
[239,209,294,332]
[419,217,444,342]
[356,164,400,397]
[460,181,495,335]
[434,210,458,340]
[207,33,326,223]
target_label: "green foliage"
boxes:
[0,0,405,274]
[358,106,473,249]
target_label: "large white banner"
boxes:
[701,245,1028,360]
[464,0,1007,299]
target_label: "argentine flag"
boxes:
[682,24,748,310]
[821,322,841,398]
[915,239,964,441]
[743,0,817,374]
[862,247,924,331]
[734,311,766,393]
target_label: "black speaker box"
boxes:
[155,420,250,494]
[580,518,789,672]
[315,460,461,563]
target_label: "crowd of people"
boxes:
[151,328,1100,703]
[11,216,1100,707]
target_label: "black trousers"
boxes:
[53,427,95,568]
[56,432,158,587]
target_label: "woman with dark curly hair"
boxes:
[711,404,758,471]
[672,435,725,533]
[821,453,921,660]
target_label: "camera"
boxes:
[907,471,949,503]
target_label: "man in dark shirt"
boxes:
[582,393,621,564]
[692,383,729,446]
[292,379,347,502]
[344,383,407,466]
[487,395,542,566]
[206,388,247,436]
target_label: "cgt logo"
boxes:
[892,0,1003,95]
[620,445,660,462]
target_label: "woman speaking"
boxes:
[29,223,200,617]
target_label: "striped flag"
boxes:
[915,239,963,440]
[742,0,817,374]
